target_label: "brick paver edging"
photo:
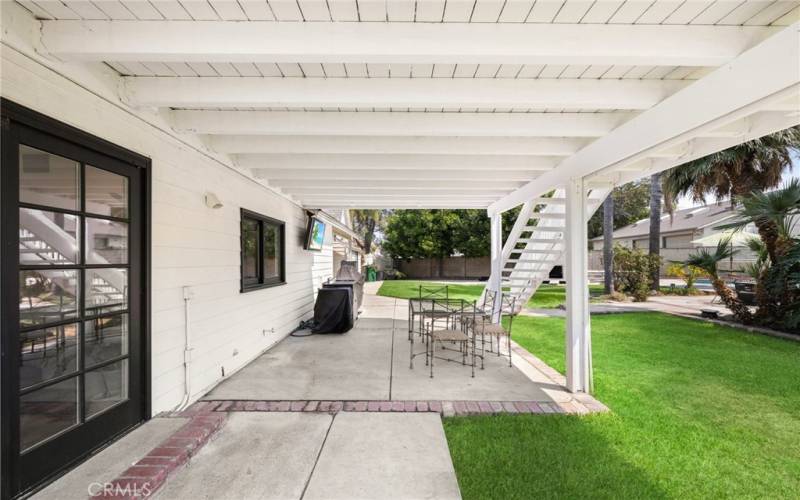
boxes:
[179,397,606,418]
[89,412,227,500]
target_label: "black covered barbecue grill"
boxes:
[312,261,364,334]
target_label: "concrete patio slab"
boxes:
[154,413,331,500]
[33,417,187,500]
[303,412,461,500]
[206,321,394,401]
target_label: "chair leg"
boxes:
[430,340,434,379]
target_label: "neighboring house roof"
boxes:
[591,202,736,241]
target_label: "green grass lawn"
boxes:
[376,280,602,309]
[443,312,800,499]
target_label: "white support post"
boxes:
[489,212,503,322]
[564,177,592,393]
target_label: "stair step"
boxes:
[508,249,561,255]
[506,258,556,264]
[517,238,564,245]
[529,213,565,220]
[522,226,564,233]
[532,197,565,205]
[502,269,549,275]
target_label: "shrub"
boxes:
[666,262,707,291]
[613,245,661,302]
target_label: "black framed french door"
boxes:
[1,100,151,499]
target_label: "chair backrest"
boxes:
[481,289,498,315]
[428,298,469,331]
[500,293,517,319]
[419,284,448,300]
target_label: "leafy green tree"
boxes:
[587,180,651,239]
[382,207,522,266]
[350,209,388,254]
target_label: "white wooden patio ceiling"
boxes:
[20,0,800,210]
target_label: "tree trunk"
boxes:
[648,173,663,291]
[363,219,376,255]
[602,194,614,294]
[713,277,753,324]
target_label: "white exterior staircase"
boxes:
[487,187,611,313]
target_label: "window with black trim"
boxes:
[240,209,285,292]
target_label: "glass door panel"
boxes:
[2,106,146,498]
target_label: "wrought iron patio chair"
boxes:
[410,298,477,378]
[473,293,516,367]
[408,284,450,341]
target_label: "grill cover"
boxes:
[312,286,354,334]
[312,261,363,334]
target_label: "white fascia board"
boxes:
[488,23,800,215]
[123,77,688,110]
[207,135,590,156]
[176,111,633,137]
[40,21,776,67]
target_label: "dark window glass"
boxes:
[85,359,128,419]
[263,224,280,279]
[85,166,128,218]
[19,269,79,328]
[85,314,129,368]
[19,145,80,211]
[241,210,285,292]
[86,218,128,264]
[20,376,79,452]
[19,323,79,390]
[242,218,259,284]
[19,208,80,266]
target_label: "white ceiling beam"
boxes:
[488,23,800,215]
[270,179,522,189]
[237,153,558,171]
[207,135,590,156]
[255,169,541,181]
[39,21,776,67]
[296,188,508,198]
[176,111,633,137]
[303,202,493,209]
[124,77,687,109]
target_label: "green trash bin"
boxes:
[366,266,377,282]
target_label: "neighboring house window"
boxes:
[662,236,668,249]
[241,209,285,292]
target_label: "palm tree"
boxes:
[716,180,800,324]
[648,173,662,291]
[686,239,753,324]
[663,126,800,246]
[717,179,800,262]
[602,195,614,294]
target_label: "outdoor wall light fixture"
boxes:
[204,191,223,209]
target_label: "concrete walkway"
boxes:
[152,412,460,500]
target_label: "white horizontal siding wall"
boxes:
[1,47,333,415]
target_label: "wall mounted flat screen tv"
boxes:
[305,216,326,251]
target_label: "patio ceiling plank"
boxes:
[174,110,634,137]
[38,21,777,66]
[254,168,542,181]
[124,77,688,109]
